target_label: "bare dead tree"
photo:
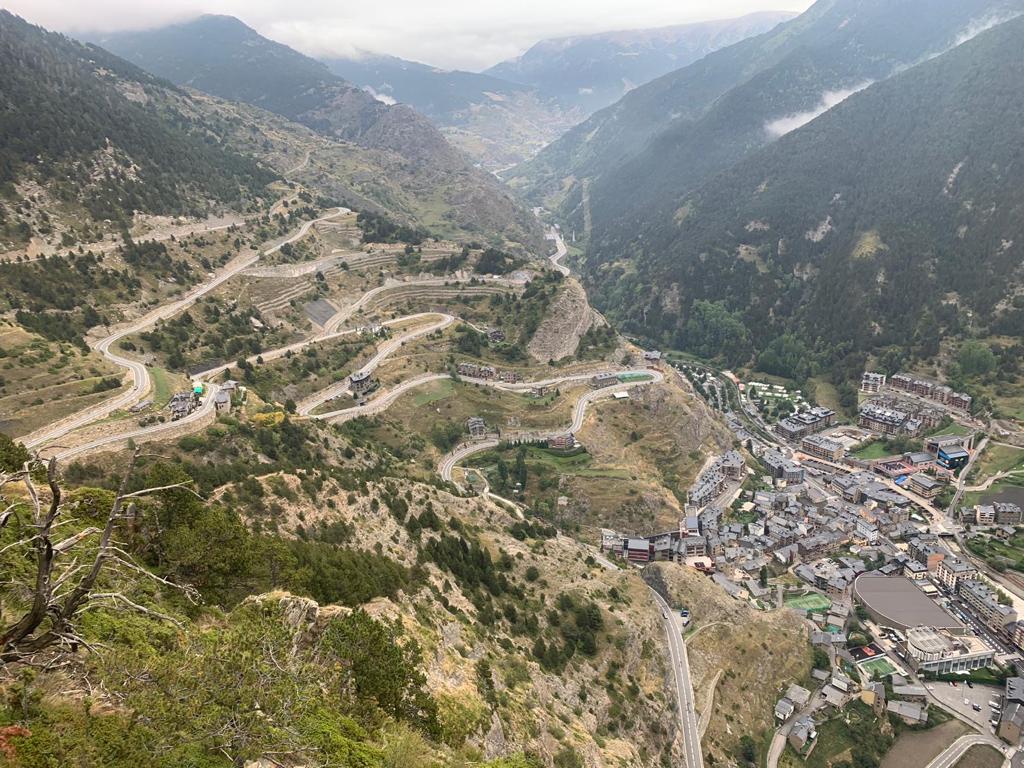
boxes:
[0,449,198,667]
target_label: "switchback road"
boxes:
[24,209,348,451]
[546,228,570,277]
[436,369,664,482]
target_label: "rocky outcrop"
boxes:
[526,278,597,362]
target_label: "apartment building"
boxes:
[860,372,886,394]
[859,403,909,436]
[960,579,1018,633]
[801,433,845,462]
[935,558,977,593]
[775,406,836,441]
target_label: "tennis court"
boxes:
[784,592,832,612]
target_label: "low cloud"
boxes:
[4,0,812,71]
[363,86,397,105]
[953,11,1021,46]
[764,81,872,138]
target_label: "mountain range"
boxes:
[93,15,543,249]
[320,12,792,169]
[486,10,796,113]
[510,0,1024,208]
[0,11,274,249]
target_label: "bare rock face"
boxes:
[242,591,350,656]
[483,711,508,759]
[526,278,596,362]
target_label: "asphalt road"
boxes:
[297,314,456,415]
[53,382,221,461]
[546,228,570,277]
[320,275,524,335]
[649,587,704,768]
[314,373,450,423]
[434,368,665,481]
[925,734,1005,768]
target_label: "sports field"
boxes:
[784,592,832,612]
[861,657,898,677]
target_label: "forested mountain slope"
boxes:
[582,15,1024,373]
[509,0,1023,214]
[0,11,273,250]
[487,10,795,114]
[98,16,543,250]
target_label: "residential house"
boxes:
[887,700,927,725]
[788,716,817,752]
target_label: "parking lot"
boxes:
[926,679,1002,731]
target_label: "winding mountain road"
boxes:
[436,369,663,482]
[314,373,451,423]
[24,209,348,451]
[53,382,222,461]
[320,275,524,335]
[546,228,570,277]
[22,204,706,768]
[297,314,456,415]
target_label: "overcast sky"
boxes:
[4,0,812,70]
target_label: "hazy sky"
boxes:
[4,0,812,70]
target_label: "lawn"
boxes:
[965,531,1024,572]
[853,435,929,460]
[928,421,972,437]
[974,443,1024,480]
[412,377,454,407]
[784,592,832,612]
[954,744,1005,768]
[853,441,895,460]
[148,366,186,408]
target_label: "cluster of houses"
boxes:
[890,532,1024,643]
[775,669,935,757]
[974,501,1023,527]
[889,373,973,412]
[455,362,522,383]
[168,389,201,420]
[746,381,810,412]
[167,380,241,420]
[603,454,925,597]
